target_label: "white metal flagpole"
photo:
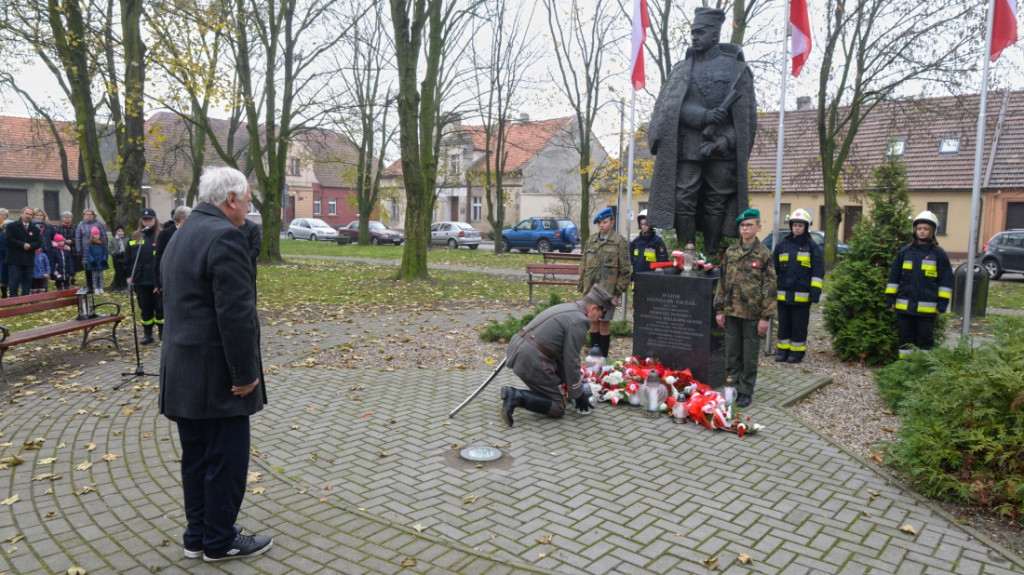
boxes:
[962,0,998,338]
[623,90,638,321]
[773,0,792,247]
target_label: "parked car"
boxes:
[287,218,338,241]
[501,217,580,254]
[980,229,1024,280]
[336,220,404,245]
[430,221,481,249]
[761,230,849,256]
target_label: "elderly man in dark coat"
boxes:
[159,166,272,562]
[500,285,615,427]
[647,7,757,258]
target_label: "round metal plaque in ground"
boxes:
[459,446,502,462]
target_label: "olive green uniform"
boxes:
[578,231,631,320]
[713,238,776,396]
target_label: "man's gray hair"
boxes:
[62,211,73,218]
[172,205,192,222]
[198,166,248,206]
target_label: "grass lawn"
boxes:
[985,277,1024,309]
[279,238,546,270]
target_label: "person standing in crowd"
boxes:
[714,208,776,408]
[159,166,272,562]
[31,246,51,294]
[109,225,129,291]
[0,208,9,298]
[85,226,109,294]
[6,207,41,297]
[54,211,78,285]
[75,209,107,291]
[34,209,55,261]
[629,209,669,274]
[771,209,824,364]
[127,208,163,344]
[501,285,615,427]
[155,206,191,293]
[578,207,631,357]
[886,210,953,358]
[50,234,74,290]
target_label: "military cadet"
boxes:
[714,208,776,407]
[579,207,631,357]
[630,209,669,274]
[500,286,615,427]
[886,210,953,358]
[772,208,824,363]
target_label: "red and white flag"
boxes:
[990,0,1019,61]
[790,0,812,77]
[631,0,649,90]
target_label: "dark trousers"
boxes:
[134,285,163,326]
[177,416,250,553]
[777,303,810,352]
[724,317,761,396]
[897,314,936,354]
[8,264,32,297]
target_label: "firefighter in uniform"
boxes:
[630,209,669,274]
[500,286,615,427]
[886,210,953,357]
[579,207,631,357]
[128,208,164,345]
[714,208,776,407]
[771,208,824,363]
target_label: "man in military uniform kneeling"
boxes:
[501,286,615,426]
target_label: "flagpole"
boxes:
[962,0,998,338]
[623,90,638,321]
[773,0,792,249]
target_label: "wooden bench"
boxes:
[542,251,583,264]
[525,263,580,304]
[0,289,123,386]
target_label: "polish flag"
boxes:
[631,0,649,90]
[991,0,1018,61]
[790,0,812,77]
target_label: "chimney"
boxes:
[796,96,813,111]
[518,113,530,123]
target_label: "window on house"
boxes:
[471,196,482,221]
[927,202,949,235]
[328,198,337,216]
[313,198,321,215]
[391,199,399,221]
[938,137,960,155]
[886,139,906,157]
[0,188,28,208]
[44,190,60,220]
[449,153,461,176]
[290,158,301,175]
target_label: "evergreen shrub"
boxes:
[879,316,1024,518]
[480,293,563,342]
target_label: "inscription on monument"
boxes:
[633,273,725,388]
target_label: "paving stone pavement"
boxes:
[1,306,1022,574]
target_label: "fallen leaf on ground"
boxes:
[1,494,20,505]
[462,495,477,504]
[84,443,97,452]
[101,454,119,462]
[412,524,425,533]
[401,557,416,567]
[536,535,552,544]
[75,461,93,471]
[738,553,755,565]
[38,457,57,465]
[701,556,719,570]
[899,524,917,535]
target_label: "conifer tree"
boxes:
[823,158,915,364]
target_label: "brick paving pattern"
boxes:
[0,306,1021,574]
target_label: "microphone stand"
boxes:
[116,231,156,388]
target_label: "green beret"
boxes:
[735,208,760,225]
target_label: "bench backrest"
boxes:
[0,289,80,319]
[526,263,579,273]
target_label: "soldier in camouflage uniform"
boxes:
[578,207,631,357]
[501,286,615,427]
[713,208,776,407]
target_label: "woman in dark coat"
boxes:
[127,209,163,344]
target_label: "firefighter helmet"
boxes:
[637,209,648,223]
[788,208,812,226]
[912,210,939,229]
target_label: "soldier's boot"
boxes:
[500,387,555,427]
[0,285,7,298]
[786,351,805,364]
[140,325,155,345]
[677,220,697,251]
[598,333,611,358]
[589,331,600,350]
[703,216,724,259]
[776,348,789,362]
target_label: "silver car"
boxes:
[431,221,481,249]
[287,218,338,241]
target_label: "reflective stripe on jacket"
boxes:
[885,241,953,316]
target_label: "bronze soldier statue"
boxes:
[647,7,758,259]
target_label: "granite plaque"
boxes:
[632,272,725,388]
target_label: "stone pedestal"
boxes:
[632,272,725,388]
